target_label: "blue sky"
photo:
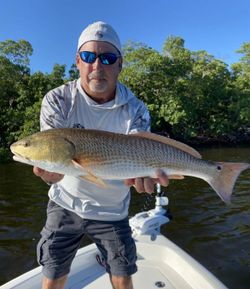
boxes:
[1,0,249,74]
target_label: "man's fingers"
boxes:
[33,166,45,177]
[134,178,145,193]
[155,169,169,187]
[126,177,155,193]
[124,170,170,193]
[124,179,135,186]
[33,167,64,184]
[143,177,155,193]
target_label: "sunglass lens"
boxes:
[80,51,96,63]
[100,53,118,65]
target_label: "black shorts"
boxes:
[37,200,137,279]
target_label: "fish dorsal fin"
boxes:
[133,132,202,159]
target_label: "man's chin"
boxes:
[89,83,108,93]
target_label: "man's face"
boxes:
[76,41,122,103]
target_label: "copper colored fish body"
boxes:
[10,128,250,203]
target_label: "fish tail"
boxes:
[208,162,250,204]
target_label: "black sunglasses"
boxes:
[79,51,121,65]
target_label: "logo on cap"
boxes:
[95,31,103,38]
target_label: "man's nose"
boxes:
[92,57,102,68]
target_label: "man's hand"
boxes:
[33,167,64,185]
[124,169,169,194]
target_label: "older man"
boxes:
[34,21,168,289]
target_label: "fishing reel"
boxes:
[129,184,172,237]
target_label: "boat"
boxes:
[0,184,228,289]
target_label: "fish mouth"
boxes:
[12,154,32,165]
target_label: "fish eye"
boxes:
[23,140,30,147]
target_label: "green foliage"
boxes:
[0,41,70,160]
[230,42,250,130]
[0,39,33,66]
[19,99,42,138]
[68,64,80,80]
[16,64,68,138]
[0,56,28,149]
[120,37,249,140]
[0,147,12,163]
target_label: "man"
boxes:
[34,21,168,289]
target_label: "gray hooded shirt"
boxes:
[40,79,150,221]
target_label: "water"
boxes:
[0,146,250,288]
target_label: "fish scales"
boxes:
[66,129,209,179]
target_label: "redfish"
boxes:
[10,128,250,203]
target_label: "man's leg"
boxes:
[86,218,137,289]
[42,275,68,289]
[37,201,84,289]
[110,275,133,289]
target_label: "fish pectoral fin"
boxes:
[79,173,108,188]
[72,159,108,188]
[72,159,87,170]
[168,175,185,180]
[133,131,201,159]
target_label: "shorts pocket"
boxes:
[37,229,54,266]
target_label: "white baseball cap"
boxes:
[77,21,122,54]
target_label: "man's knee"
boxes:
[42,275,68,289]
[110,275,133,289]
